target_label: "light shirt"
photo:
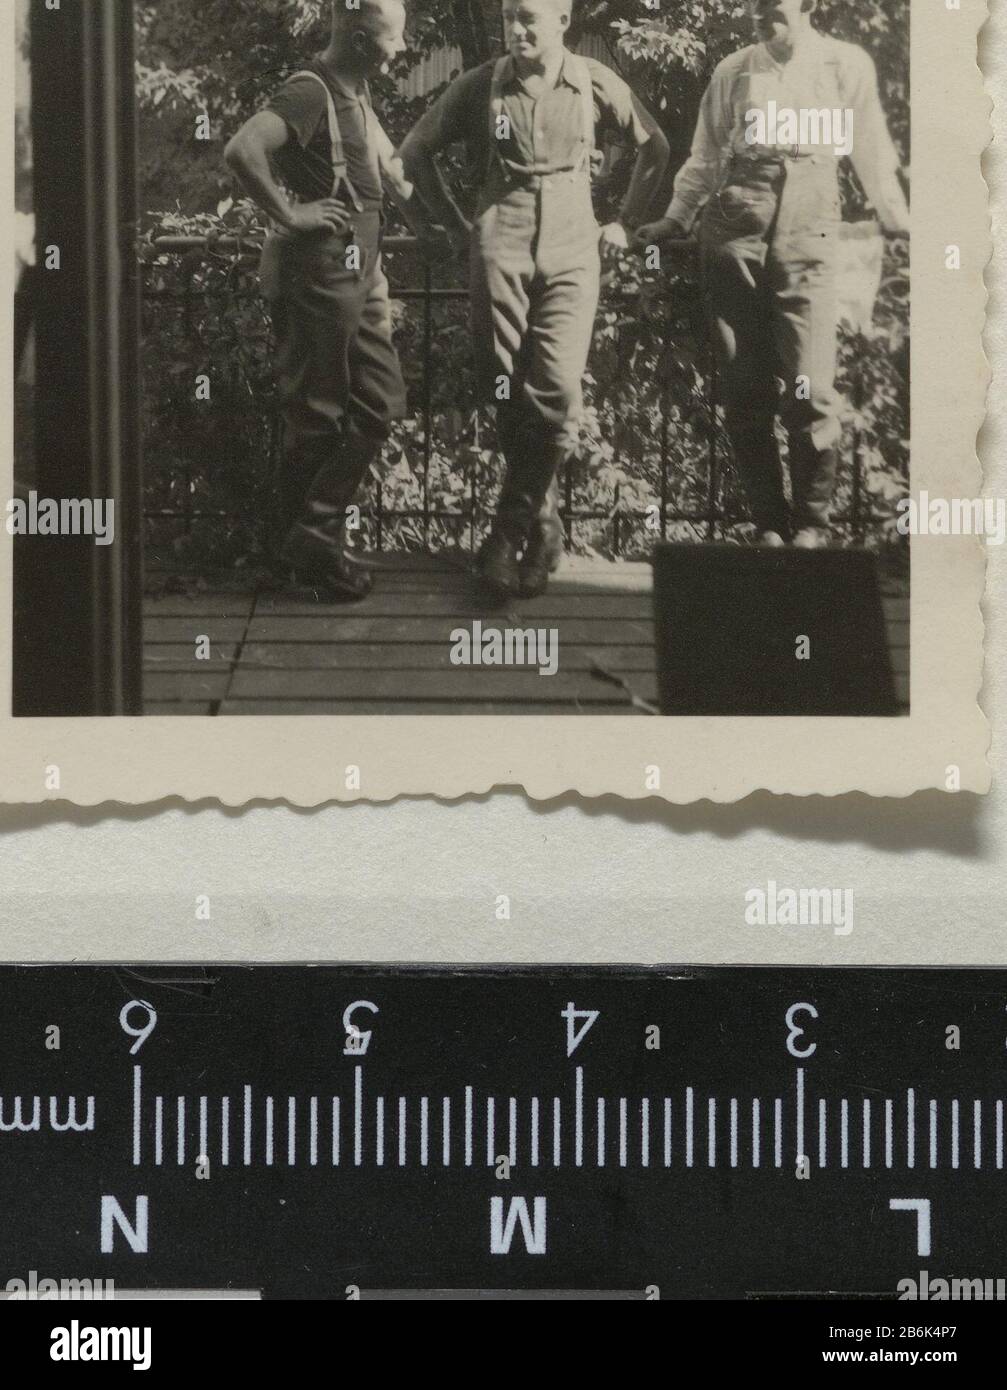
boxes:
[666,32,909,231]
[408,53,659,181]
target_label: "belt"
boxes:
[494,162,591,190]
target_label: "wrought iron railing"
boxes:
[140,231,903,563]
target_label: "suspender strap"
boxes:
[289,68,363,210]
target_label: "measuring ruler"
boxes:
[1,967,1004,1300]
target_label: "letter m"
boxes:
[490,1196,547,1255]
[101,1195,148,1254]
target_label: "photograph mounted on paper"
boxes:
[4,1,990,803]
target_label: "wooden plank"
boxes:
[237,641,656,673]
[245,616,655,644]
[145,644,238,671]
[145,618,250,642]
[144,672,232,702]
[227,667,657,704]
[362,551,654,587]
[254,591,653,619]
[144,595,256,619]
[365,575,654,599]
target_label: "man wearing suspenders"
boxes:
[636,0,910,549]
[401,0,669,598]
[225,0,442,602]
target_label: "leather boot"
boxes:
[519,478,565,598]
[279,423,383,603]
[474,528,523,600]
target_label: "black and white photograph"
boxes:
[0,0,1003,1335]
[13,0,916,724]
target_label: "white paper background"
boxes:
[0,6,1002,964]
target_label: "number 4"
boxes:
[561,1003,599,1058]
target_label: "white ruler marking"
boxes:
[264,1096,273,1167]
[686,1088,694,1169]
[952,1099,960,1170]
[752,1098,761,1170]
[486,1098,495,1168]
[619,1098,628,1169]
[708,1098,716,1169]
[177,1096,186,1167]
[531,1097,540,1168]
[553,1098,561,1167]
[398,1095,406,1167]
[309,1096,317,1167]
[420,1096,429,1167]
[376,1096,385,1168]
[155,1096,163,1168]
[664,1099,672,1168]
[464,1087,473,1168]
[730,1098,738,1169]
[641,1098,650,1169]
[508,1097,517,1167]
[930,1099,938,1170]
[575,1067,584,1168]
[221,1096,230,1168]
[863,1099,871,1170]
[199,1096,208,1162]
[884,1098,893,1169]
[354,1067,363,1168]
[818,1098,826,1169]
[132,1066,142,1168]
[840,1099,848,1170]
[997,1100,1004,1171]
[287,1097,295,1167]
[243,1086,251,1167]
[774,1099,782,1169]
[332,1097,341,1167]
[443,1096,451,1168]
[974,1099,982,1170]
[597,1097,605,1168]
[907,1089,915,1170]
[796,1068,805,1164]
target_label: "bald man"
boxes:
[226,0,443,601]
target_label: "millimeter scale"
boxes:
[0,967,1003,1300]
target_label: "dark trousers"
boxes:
[701,156,842,535]
[265,212,406,529]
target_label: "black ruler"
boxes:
[1,967,1004,1300]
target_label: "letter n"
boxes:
[490,1196,546,1254]
[101,1195,149,1254]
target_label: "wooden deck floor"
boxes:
[144,553,910,716]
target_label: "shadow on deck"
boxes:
[144,552,910,717]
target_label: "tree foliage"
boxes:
[137,0,910,574]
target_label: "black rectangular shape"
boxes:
[0,966,1002,1300]
[652,544,899,716]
